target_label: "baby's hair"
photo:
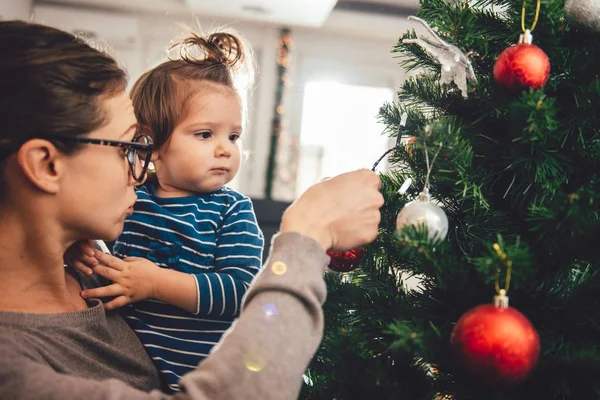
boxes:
[130,28,254,149]
[169,30,254,91]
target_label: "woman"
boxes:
[0,20,383,399]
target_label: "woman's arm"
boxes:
[32,169,382,400]
[0,233,328,400]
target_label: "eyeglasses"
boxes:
[46,135,155,182]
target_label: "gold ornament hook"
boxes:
[521,0,542,33]
[493,242,513,295]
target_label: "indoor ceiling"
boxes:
[34,0,418,26]
[336,0,419,15]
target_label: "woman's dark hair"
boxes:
[0,20,128,160]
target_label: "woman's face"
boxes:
[59,90,140,241]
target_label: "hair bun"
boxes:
[174,31,245,69]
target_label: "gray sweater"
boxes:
[0,232,329,399]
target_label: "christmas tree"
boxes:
[300,0,600,399]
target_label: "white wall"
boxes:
[0,0,32,20]
[31,3,421,199]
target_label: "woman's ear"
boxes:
[16,139,63,194]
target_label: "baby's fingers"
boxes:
[81,284,125,299]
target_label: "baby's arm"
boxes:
[67,240,201,312]
[148,196,263,317]
[79,253,199,312]
[79,198,263,315]
[186,196,264,316]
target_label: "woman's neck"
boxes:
[0,213,88,314]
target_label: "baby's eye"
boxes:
[195,131,212,139]
[229,133,240,142]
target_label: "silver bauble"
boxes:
[565,0,600,32]
[396,189,448,240]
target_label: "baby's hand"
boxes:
[80,251,160,310]
[64,239,98,276]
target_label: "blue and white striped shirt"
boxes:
[113,184,264,392]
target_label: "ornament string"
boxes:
[521,0,541,33]
[423,139,443,192]
[371,114,444,196]
[372,111,408,172]
[493,243,513,295]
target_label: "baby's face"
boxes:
[154,85,242,196]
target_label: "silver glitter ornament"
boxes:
[396,187,448,241]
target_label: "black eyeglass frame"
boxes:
[45,134,155,183]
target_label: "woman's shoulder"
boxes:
[0,324,40,369]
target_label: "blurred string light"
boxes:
[265,28,293,198]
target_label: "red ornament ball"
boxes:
[326,248,365,272]
[493,43,550,90]
[406,136,417,156]
[451,304,540,386]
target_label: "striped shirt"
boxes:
[113,184,264,392]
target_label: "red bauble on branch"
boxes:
[406,136,417,156]
[493,30,550,90]
[326,248,365,272]
[451,291,540,386]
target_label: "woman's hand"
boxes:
[281,169,383,251]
